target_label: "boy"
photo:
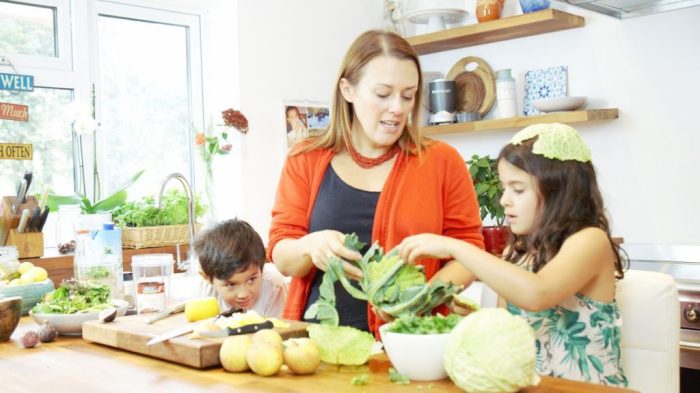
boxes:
[194,219,288,318]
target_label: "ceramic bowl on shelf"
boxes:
[533,96,587,112]
[29,299,129,336]
[379,323,451,381]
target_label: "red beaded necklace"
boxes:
[346,142,400,169]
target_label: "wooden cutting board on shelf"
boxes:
[82,313,310,369]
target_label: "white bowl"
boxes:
[29,299,128,336]
[533,96,587,112]
[379,323,450,381]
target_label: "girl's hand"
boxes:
[398,233,456,264]
[300,230,363,280]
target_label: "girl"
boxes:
[398,123,628,387]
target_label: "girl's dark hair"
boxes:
[499,137,627,278]
[194,219,266,281]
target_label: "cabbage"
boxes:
[307,324,381,366]
[444,308,540,393]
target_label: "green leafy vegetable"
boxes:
[351,374,370,385]
[112,189,206,227]
[31,279,112,314]
[304,233,460,325]
[388,368,410,385]
[307,324,378,366]
[387,313,460,335]
[444,308,539,393]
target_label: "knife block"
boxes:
[1,195,38,246]
[6,229,43,258]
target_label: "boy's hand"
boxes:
[301,230,363,280]
[398,234,456,264]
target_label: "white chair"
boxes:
[617,269,680,393]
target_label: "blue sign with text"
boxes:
[0,73,34,92]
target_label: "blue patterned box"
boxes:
[523,66,567,116]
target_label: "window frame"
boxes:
[0,0,73,71]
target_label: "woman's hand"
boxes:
[300,230,364,280]
[398,233,457,264]
[373,306,395,323]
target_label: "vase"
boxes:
[476,0,504,23]
[482,226,510,256]
[519,0,550,13]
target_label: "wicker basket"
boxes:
[121,224,202,249]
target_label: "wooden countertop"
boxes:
[0,318,638,393]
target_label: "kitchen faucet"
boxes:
[158,172,196,273]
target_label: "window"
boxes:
[0,0,205,247]
[95,2,203,198]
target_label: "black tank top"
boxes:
[304,165,379,331]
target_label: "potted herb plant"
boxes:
[466,154,509,255]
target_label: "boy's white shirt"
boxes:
[197,263,288,318]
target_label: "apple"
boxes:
[251,329,283,350]
[220,335,252,372]
[246,342,283,377]
[283,338,321,375]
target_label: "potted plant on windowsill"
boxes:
[467,154,509,256]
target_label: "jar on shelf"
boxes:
[476,0,504,23]
[495,69,518,119]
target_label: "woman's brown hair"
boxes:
[291,29,427,156]
[499,137,627,278]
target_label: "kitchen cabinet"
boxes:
[406,9,618,134]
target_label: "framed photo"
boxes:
[283,101,330,147]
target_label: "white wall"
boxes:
[227,1,700,245]
[233,0,382,241]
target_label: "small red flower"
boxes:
[195,132,206,145]
[220,144,232,153]
[222,108,249,134]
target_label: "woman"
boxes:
[267,30,484,334]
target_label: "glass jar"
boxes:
[55,204,82,245]
[0,246,20,280]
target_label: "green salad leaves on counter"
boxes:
[387,313,460,335]
[31,279,112,314]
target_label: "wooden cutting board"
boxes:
[82,313,310,369]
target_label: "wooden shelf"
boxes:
[406,9,584,55]
[423,109,619,136]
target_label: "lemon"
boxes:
[185,297,220,322]
[29,266,48,282]
[19,270,39,285]
[8,278,21,286]
[17,261,34,275]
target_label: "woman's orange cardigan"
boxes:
[267,140,484,335]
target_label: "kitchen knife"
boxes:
[37,188,49,211]
[145,301,187,324]
[22,171,32,202]
[146,323,197,346]
[145,308,243,346]
[11,179,27,214]
[16,208,30,233]
[37,206,50,232]
[28,206,41,232]
[198,320,274,338]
